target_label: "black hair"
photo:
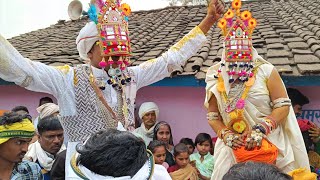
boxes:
[148,140,166,153]
[222,161,292,180]
[76,129,148,177]
[37,115,63,135]
[0,112,28,126]
[39,97,53,106]
[195,133,213,148]
[153,121,174,146]
[287,88,309,106]
[11,106,29,114]
[179,138,195,148]
[173,143,189,157]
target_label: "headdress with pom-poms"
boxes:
[88,0,132,90]
[216,0,257,83]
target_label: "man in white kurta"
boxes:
[0,25,206,178]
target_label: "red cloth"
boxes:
[297,119,312,132]
[167,164,180,173]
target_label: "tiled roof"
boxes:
[8,0,320,80]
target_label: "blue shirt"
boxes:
[11,161,43,180]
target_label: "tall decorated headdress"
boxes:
[216,0,257,83]
[88,0,132,90]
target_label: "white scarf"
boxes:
[140,123,156,138]
[133,123,156,146]
[79,161,151,180]
[25,141,66,171]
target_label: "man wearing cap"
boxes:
[0,0,224,178]
[0,112,43,179]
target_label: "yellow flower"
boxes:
[218,18,227,29]
[232,0,242,10]
[233,120,247,134]
[248,18,257,29]
[241,11,252,21]
[121,3,131,16]
[224,9,234,19]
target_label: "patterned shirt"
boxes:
[11,161,43,180]
[190,152,214,178]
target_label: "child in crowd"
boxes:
[190,133,214,180]
[148,140,169,169]
[179,138,195,154]
[167,143,198,180]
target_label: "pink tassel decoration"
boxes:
[99,57,107,68]
[123,57,130,65]
[117,56,123,65]
[120,63,126,71]
[107,56,114,65]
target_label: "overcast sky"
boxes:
[0,0,169,38]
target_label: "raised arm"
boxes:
[131,0,225,89]
[0,34,70,97]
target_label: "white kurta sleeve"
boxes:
[152,164,172,180]
[131,26,207,90]
[0,34,71,97]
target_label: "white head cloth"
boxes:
[138,102,159,120]
[36,103,59,119]
[76,21,99,61]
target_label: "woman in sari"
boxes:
[205,0,309,179]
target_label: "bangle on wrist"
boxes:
[207,112,219,121]
[218,128,232,139]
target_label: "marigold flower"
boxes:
[121,3,131,16]
[241,11,252,21]
[224,9,234,19]
[248,18,257,29]
[232,0,242,10]
[218,18,227,29]
[233,120,246,134]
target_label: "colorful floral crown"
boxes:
[218,0,257,63]
[88,0,132,70]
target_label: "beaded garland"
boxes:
[216,67,257,134]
